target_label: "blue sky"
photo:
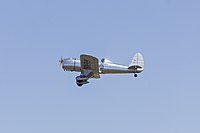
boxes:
[0,0,200,133]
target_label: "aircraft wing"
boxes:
[80,54,100,78]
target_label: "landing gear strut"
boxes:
[134,74,138,77]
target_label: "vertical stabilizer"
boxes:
[128,53,144,69]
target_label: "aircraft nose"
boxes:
[59,56,64,67]
[61,60,70,70]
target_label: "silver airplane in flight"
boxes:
[59,53,144,87]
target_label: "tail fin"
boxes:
[128,53,144,69]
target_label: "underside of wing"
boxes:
[80,54,100,78]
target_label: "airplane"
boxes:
[59,53,144,87]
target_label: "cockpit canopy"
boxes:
[101,58,112,63]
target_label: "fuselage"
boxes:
[62,58,143,75]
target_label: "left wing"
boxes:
[80,54,100,78]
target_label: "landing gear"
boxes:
[76,76,89,87]
[77,83,83,87]
[134,74,138,77]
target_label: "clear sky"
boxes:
[0,0,200,133]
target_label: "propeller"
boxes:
[59,56,63,67]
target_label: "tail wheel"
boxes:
[134,74,138,77]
